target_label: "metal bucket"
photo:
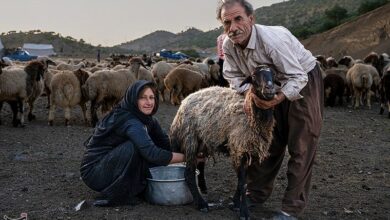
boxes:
[146,165,193,205]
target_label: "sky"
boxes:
[0,0,285,47]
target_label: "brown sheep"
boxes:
[164,67,204,105]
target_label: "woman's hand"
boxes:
[169,152,185,164]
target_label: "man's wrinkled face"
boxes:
[221,2,254,47]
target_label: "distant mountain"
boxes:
[118,0,369,53]
[0,30,128,58]
[1,0,388,58]
[302,3,390,59]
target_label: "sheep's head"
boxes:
[0,58,9,74]
[338,56,353,67]
[326,57,338,68]
[73,69,90,86]
[240,65,276,101]
[24,61,45,81]
[129,57,147,69]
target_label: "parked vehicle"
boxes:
[4,49,38,61]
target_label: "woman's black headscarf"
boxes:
[117,80,159,126]
[95,80,159,133]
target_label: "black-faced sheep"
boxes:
[170,66,276,220]
[379,66,390,118]
[324,73,345,107]
[0,61,46,126]
[379,53,390,77]
[48,69,90,126]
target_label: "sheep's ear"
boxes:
[239,76,252,87]
[47,59,56,66]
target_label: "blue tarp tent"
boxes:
[158,49,189,60]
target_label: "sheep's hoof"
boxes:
[48,121,53,126]
[198,202,209,213]
[239,216,250,220]
[65,120,70,126]
[379,108,384,115]
[28,114,36,121]
[12,120,21,127]
[388,112,390,119]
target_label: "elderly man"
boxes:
[217,0,324,219]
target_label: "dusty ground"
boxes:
[0,96,389,220]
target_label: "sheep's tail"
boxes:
[63,84,74,102]
[361,74,368,88]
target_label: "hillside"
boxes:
[1,0,388,57]
[119,0,367,53]
[0,31,129,58]
[302,3,390,59]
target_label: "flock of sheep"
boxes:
[318,52,390,117]
[0,55,221,127]
[0,51,389,128]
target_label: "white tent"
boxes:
[0,38,4,57]
[22,43,56,56]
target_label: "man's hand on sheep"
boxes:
[244,92,286,113]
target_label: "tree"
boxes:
[325,5,348,25]
[358,0,389,15]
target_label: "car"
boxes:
[4,49,38,61]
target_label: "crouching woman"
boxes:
[80,80,185,206]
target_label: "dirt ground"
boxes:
[0,96,389,220]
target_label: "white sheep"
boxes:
[48,69,90,126]
[82,68,137,126]
[56,62,85,71]
[0,61,46,126]
[170,66,276,219]
[151,61,175,102]
[128,57,154,82]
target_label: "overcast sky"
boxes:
[0,0,285,47]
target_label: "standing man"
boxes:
[217,0,324,219]
[97,49,101,63]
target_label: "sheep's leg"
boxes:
[185,166,209,212]
[45,88,51,109]
[27,100,36,121]
[9,101,20,127]
[48,103,56,126]
[366,90,372,109]
[387,101,390,118]
[0,101,3,125]
[197,161,207,194]
[80,103,89,126]
[354,90,360,109]
[91,100,99,127]
[64,107,71,126]
[237,155,250,220]
[18,100,25,127]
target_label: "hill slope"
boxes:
[302,3,390,59]
[119,0,367,53]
